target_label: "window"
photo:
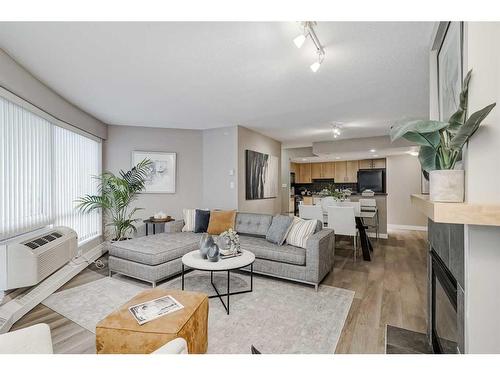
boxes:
[0,96,102,243]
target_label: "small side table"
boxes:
[143,217,174,236]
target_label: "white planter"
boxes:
[429,170,465,203]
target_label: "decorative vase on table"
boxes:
[199,233,215,259]
[429,169,465,203]
[207,244,220,262]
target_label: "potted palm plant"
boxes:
[390,70,496,202]
[76,159,153,241]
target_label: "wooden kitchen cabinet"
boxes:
[358,159,372,169]
[311,163,322,179]
[310,162,335,179]
[290,162,298,175]
[297,163,312,183]
[302,196,313,205]
[334,161,347,182]
[358,158,386,169]
[346,160,359,182]
[334,160,359,182]
[373,158,386,168]
[322,162,335,178]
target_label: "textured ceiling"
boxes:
[0,22,434,147]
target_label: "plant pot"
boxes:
[429,170,465,203]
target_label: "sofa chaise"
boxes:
[108,212,334,290]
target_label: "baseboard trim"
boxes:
[388,224,428,232]
[367,233,388,239]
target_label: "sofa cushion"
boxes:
[207,210,236,235]
[286,217,317,249]
[239,235,306,266]
[266,215,294,245]
[235,213,273,237]
[194,209,210,233]
[182,208,196,232]
[108,232,201,266]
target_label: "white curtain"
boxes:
[0,96,102,243]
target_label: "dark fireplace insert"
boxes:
[431,249,458,354]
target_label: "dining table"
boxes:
[323,208,376,261]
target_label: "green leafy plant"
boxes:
[390,70,496,174]
[322,184,347,200]
[76,159,153,241]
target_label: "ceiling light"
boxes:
[294,21,326,72]
[293,34,306,48]
[332,122,342,138]
[335,156,341,160]
[310,61,321,73]
[408,151,419,157]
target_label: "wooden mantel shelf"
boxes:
[411,194,500,226]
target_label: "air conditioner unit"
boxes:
[0,226,78,290]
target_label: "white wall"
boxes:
[202,126,238,210]
[462,22,500,354]
[104,125,203,236]
[0,49,107,139]
[386,154,427,228]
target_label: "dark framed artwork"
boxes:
[437,22,463,122]
[245,150,278,200]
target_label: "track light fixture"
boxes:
[293,21,326,72]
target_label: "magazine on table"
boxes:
[128,295,184,325]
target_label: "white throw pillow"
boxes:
[286,217,317,249]
[182,208,196,232]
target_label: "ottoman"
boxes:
[96,289,208,354]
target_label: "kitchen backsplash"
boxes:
[293,179,358,194]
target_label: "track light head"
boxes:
[293,34,306,48]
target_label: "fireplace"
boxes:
[430,249,458,353]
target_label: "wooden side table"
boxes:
[143,217,174,235]
[96,289,208,354]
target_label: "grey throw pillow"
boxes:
[266,215,294,245]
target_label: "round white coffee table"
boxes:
[181,249,255,315]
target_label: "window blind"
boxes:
[53,126,102,243]
[0,96,102,243]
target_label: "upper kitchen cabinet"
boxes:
[297,163,312,183]
[359,158,386,169]
[290,162,298,174]
[373,158,386,168]
[311,162,335,179]
[321,162,335,179]
[335,161,359,183]
[311,163,322,179]
[346,161,359,182]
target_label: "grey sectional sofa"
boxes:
[108,212,334,290]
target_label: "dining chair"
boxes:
[359,198,379,239]
[299,204,324,226]
[335,201,361,216]
[327,206,359,261]
[320,196,336,213]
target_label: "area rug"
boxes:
[42,272,354,354]
[42,277,144,333]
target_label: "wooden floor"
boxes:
[325,230,428,353]
[8,230,428,354]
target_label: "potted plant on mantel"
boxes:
[76,159,153,241]
[390,70,496,202]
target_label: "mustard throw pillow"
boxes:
[207,210,237,235]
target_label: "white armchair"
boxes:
[152,337,189,354]
[0,323,53,354]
